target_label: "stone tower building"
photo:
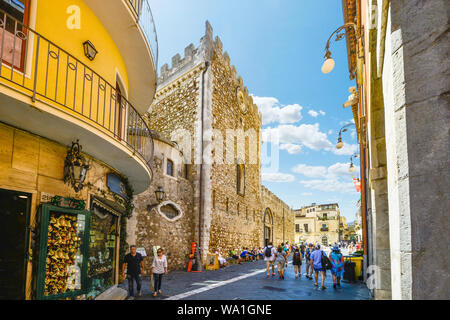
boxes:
[133,21,294,265]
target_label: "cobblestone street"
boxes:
[120,257,371,300]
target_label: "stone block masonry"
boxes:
[137,21,294,265]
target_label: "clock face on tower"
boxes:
[237,88,247,114]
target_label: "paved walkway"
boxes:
[119,257,371,300]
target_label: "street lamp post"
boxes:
[336,123,356,149]
[349,153,359,173]
[321,23,359,76]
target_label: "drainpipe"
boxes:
[198,61,210,259]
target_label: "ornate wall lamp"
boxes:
[336,123,356,149]
[63,140,90,192]
[321,22,361,76]
[349,153,359,173]
[147,186,166,211]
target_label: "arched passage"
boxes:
[263,208,273,247]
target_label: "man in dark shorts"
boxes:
[121,245,145,298]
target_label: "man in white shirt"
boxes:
[263,242,277,277]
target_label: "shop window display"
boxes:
[36,204,90,300]
[86,202,119,299]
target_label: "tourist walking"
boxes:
[292,248,302,278]
[151,248,168,297]
[304,244,314,279]
[310,244,326,290]
[300,243,306,258]
[122,245,144,298]
[263,242,277,277]
[329,245,344,289]
[275,245,287,280]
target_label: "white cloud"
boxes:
[252,96,302,125]
[332,143,359,156]
[280,143,302,154]
[301,192,313,196]
[293,162,360,194]
[261,172,295,183]
[299,179,355,193]
[308,110,319,117]
[262,124,333,151]
[319,110,326,116]
[292,162,359,179]
[328,162,360,178]
[292,164,327,178]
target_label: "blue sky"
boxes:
[149,0,360,221]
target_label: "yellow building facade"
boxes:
[294,203,344,246]
[0,0,157,300]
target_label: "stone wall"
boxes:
[261,186,295,247]
[383,0,450,299]
[129,138,196,271]
[208,35,263,256]
[144,21,294,264]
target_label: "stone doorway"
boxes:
[264,208,273,246]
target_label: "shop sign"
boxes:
[106,173,128,200]
[51,196,86,210]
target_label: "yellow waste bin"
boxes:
[344,256,363,280]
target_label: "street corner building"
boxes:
[128,21,295,270]
[0,0,158,300]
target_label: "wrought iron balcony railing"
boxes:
[127,0,158,70]
[0,9,154,171]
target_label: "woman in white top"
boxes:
[151,248,168,297]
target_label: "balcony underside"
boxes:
[84,0,156,115]
[0,90,151,194]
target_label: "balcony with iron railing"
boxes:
[0,9,154,193]
[127,0,158,68]
[84,0,158,114]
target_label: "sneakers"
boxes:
[322,286,327,290]
[137,290,142,297]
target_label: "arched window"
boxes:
[166,159,174,176]
[236,160,245,196]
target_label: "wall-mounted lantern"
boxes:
[83,40,98,61]
[147,186,166,211]
[64,140,90,193]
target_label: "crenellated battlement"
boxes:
[156,21,261,120]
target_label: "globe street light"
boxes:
[349,153,359,173]
[322,23,358,75]
[336,123,356,150]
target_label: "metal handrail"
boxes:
[127,0,158,71]
[0,9,154,172]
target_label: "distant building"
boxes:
[294,203,345,246]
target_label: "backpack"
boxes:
[305,249,311,259]
[321,251,332,270]
[264,246,272,257]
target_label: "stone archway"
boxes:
[263,208,273,247]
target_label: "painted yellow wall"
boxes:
[36,0,129,91]
[0,0,130,138]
